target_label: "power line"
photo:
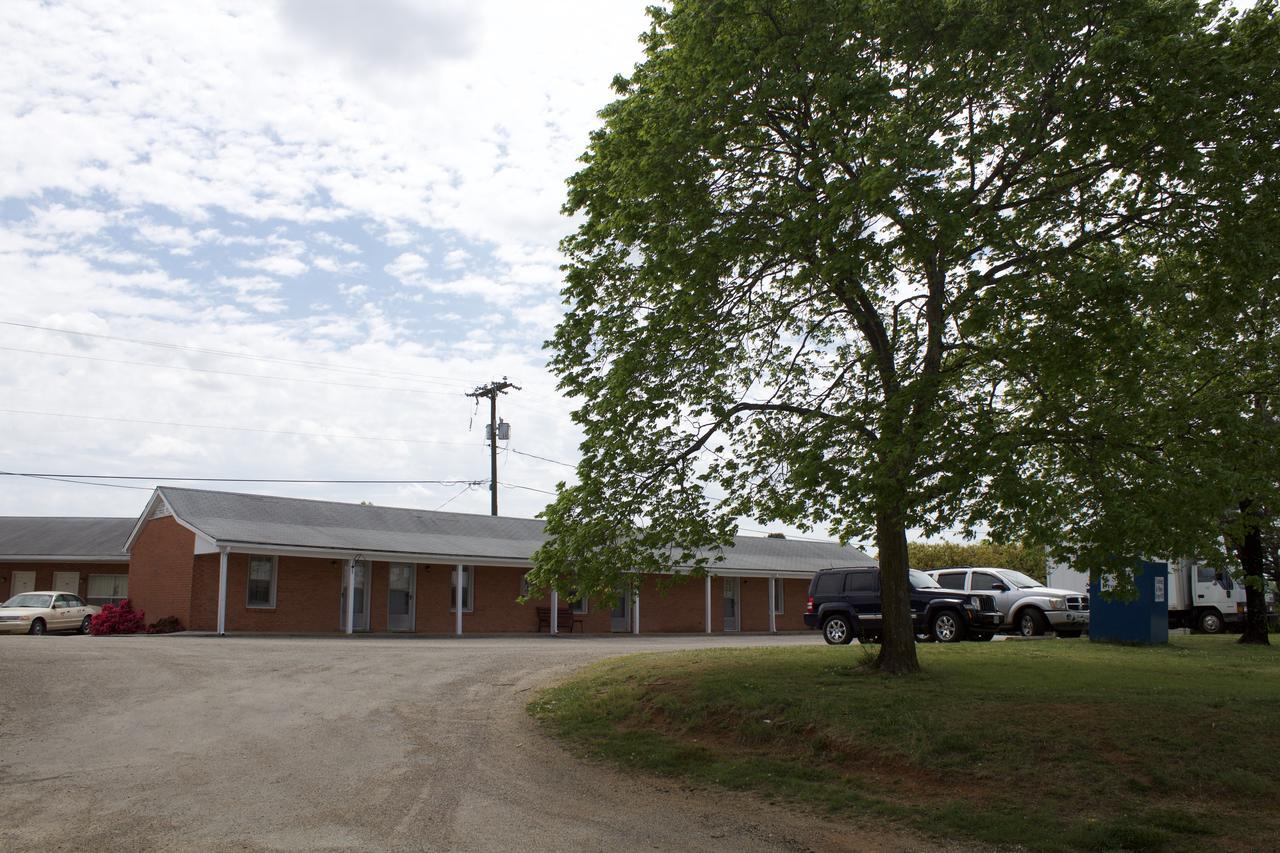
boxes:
[0,345,467,398]
[0,319,482,387]
[0,408,480,446]
[508,448,577,468]
[0,472,485,485]
[466,378,521,516]
[434,482,476,511]
[7,472,153,491]
[497,481,557,496]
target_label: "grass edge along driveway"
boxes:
[529,637,1278,853]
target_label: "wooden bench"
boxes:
[536,606,582,633]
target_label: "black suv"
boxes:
[803,566,1002,644]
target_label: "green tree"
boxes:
[531,0,1276,672]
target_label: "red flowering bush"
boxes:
[146,616,184,634]
[89,599,146,635]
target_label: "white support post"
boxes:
[345,559,356,636]
[768,575,777,634]
[704,574,712,634]
[455,564,464,636]
[216,546,228,636]
[550,588,559,635]
[632,587,640,634]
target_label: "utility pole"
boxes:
[466,377,520,516]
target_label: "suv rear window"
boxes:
[936,572,966,590]
[814,573,844,595]
[844,571,877,592]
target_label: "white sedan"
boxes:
[0,591,100,635]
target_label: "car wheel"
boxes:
[1017,609,1047,637]
[1056,630,1082,639]
[1198,610,1224,634]
[822,614,854,645]
[28,618,46,636]
[930,610,964,643]
[79,615,93,635]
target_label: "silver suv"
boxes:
[927,567,1090,637]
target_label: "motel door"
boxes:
[387,563,415,632]
[53,571,80,594]
[611,591,631,632]
[723,577,740,632]
[11,571,36,595]
[340,560,371,632]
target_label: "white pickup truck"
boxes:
[927,567,1091,637]
[1047,558,1247,633]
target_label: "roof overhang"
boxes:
[205,539,832,577]
[0,555,130,563]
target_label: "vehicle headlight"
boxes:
[969,596,983,609]
[1048,597,1066,610]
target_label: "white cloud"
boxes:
[239,253,308,278]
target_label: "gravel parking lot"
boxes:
[0,633,937,852]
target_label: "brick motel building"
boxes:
[123,487,876,635]
[0,517,133,606]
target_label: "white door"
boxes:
[340,561,371,632]
[610,592,631,632]
[11,571,36,595]
[723,577,740,632]
[53,571,80,595]
[388,563,415,632]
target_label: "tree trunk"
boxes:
[875,512,921,674]
[1236,501,1271,646]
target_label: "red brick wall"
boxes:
[127,516,196,625]
[173,548,820,635]
[0,561,129,602]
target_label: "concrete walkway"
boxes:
[0,634,934,851]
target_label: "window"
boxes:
[519,573,530,597]
[569,591,588,614]
[971,572,1002,591]
[450,566,473,612]
[772,580,784,615]
[247,556,277,608]
[936,572,966,590]
[815,573,843,595]
[55,594,76,609]
[844,571,877,593]
[86,574,128,606]
[65,594,86,608]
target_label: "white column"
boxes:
[632,586,640,634]
[216,546,228,636]
[455,564,464,636]
[345,559,355,635]
[550,588,559,635]
[704,574,712,634]
[768,575,777,634]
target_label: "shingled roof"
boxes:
[0,517,133,561]
[137,487,875,576]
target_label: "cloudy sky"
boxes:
[0,0,664,521]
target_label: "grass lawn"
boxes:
[530,636,1279,852]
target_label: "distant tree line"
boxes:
[906,542,1046,583]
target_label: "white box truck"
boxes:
[1046,558,1247,634]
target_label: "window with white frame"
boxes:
[247,555,277,608]
[519,572,530,598]
[773,578,785,615]
[450,566,473,612]
[568,589,588,614]
[86,574,128,606]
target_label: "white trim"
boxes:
[124,489,215,553]
[449,565,474,613]
[345,559,356,635]
[454,564,464,636]
[176,538,853,579]
[704,574,712,634]
[216,547,228,636]
[550,588,559,635]
[632,588,640,634]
